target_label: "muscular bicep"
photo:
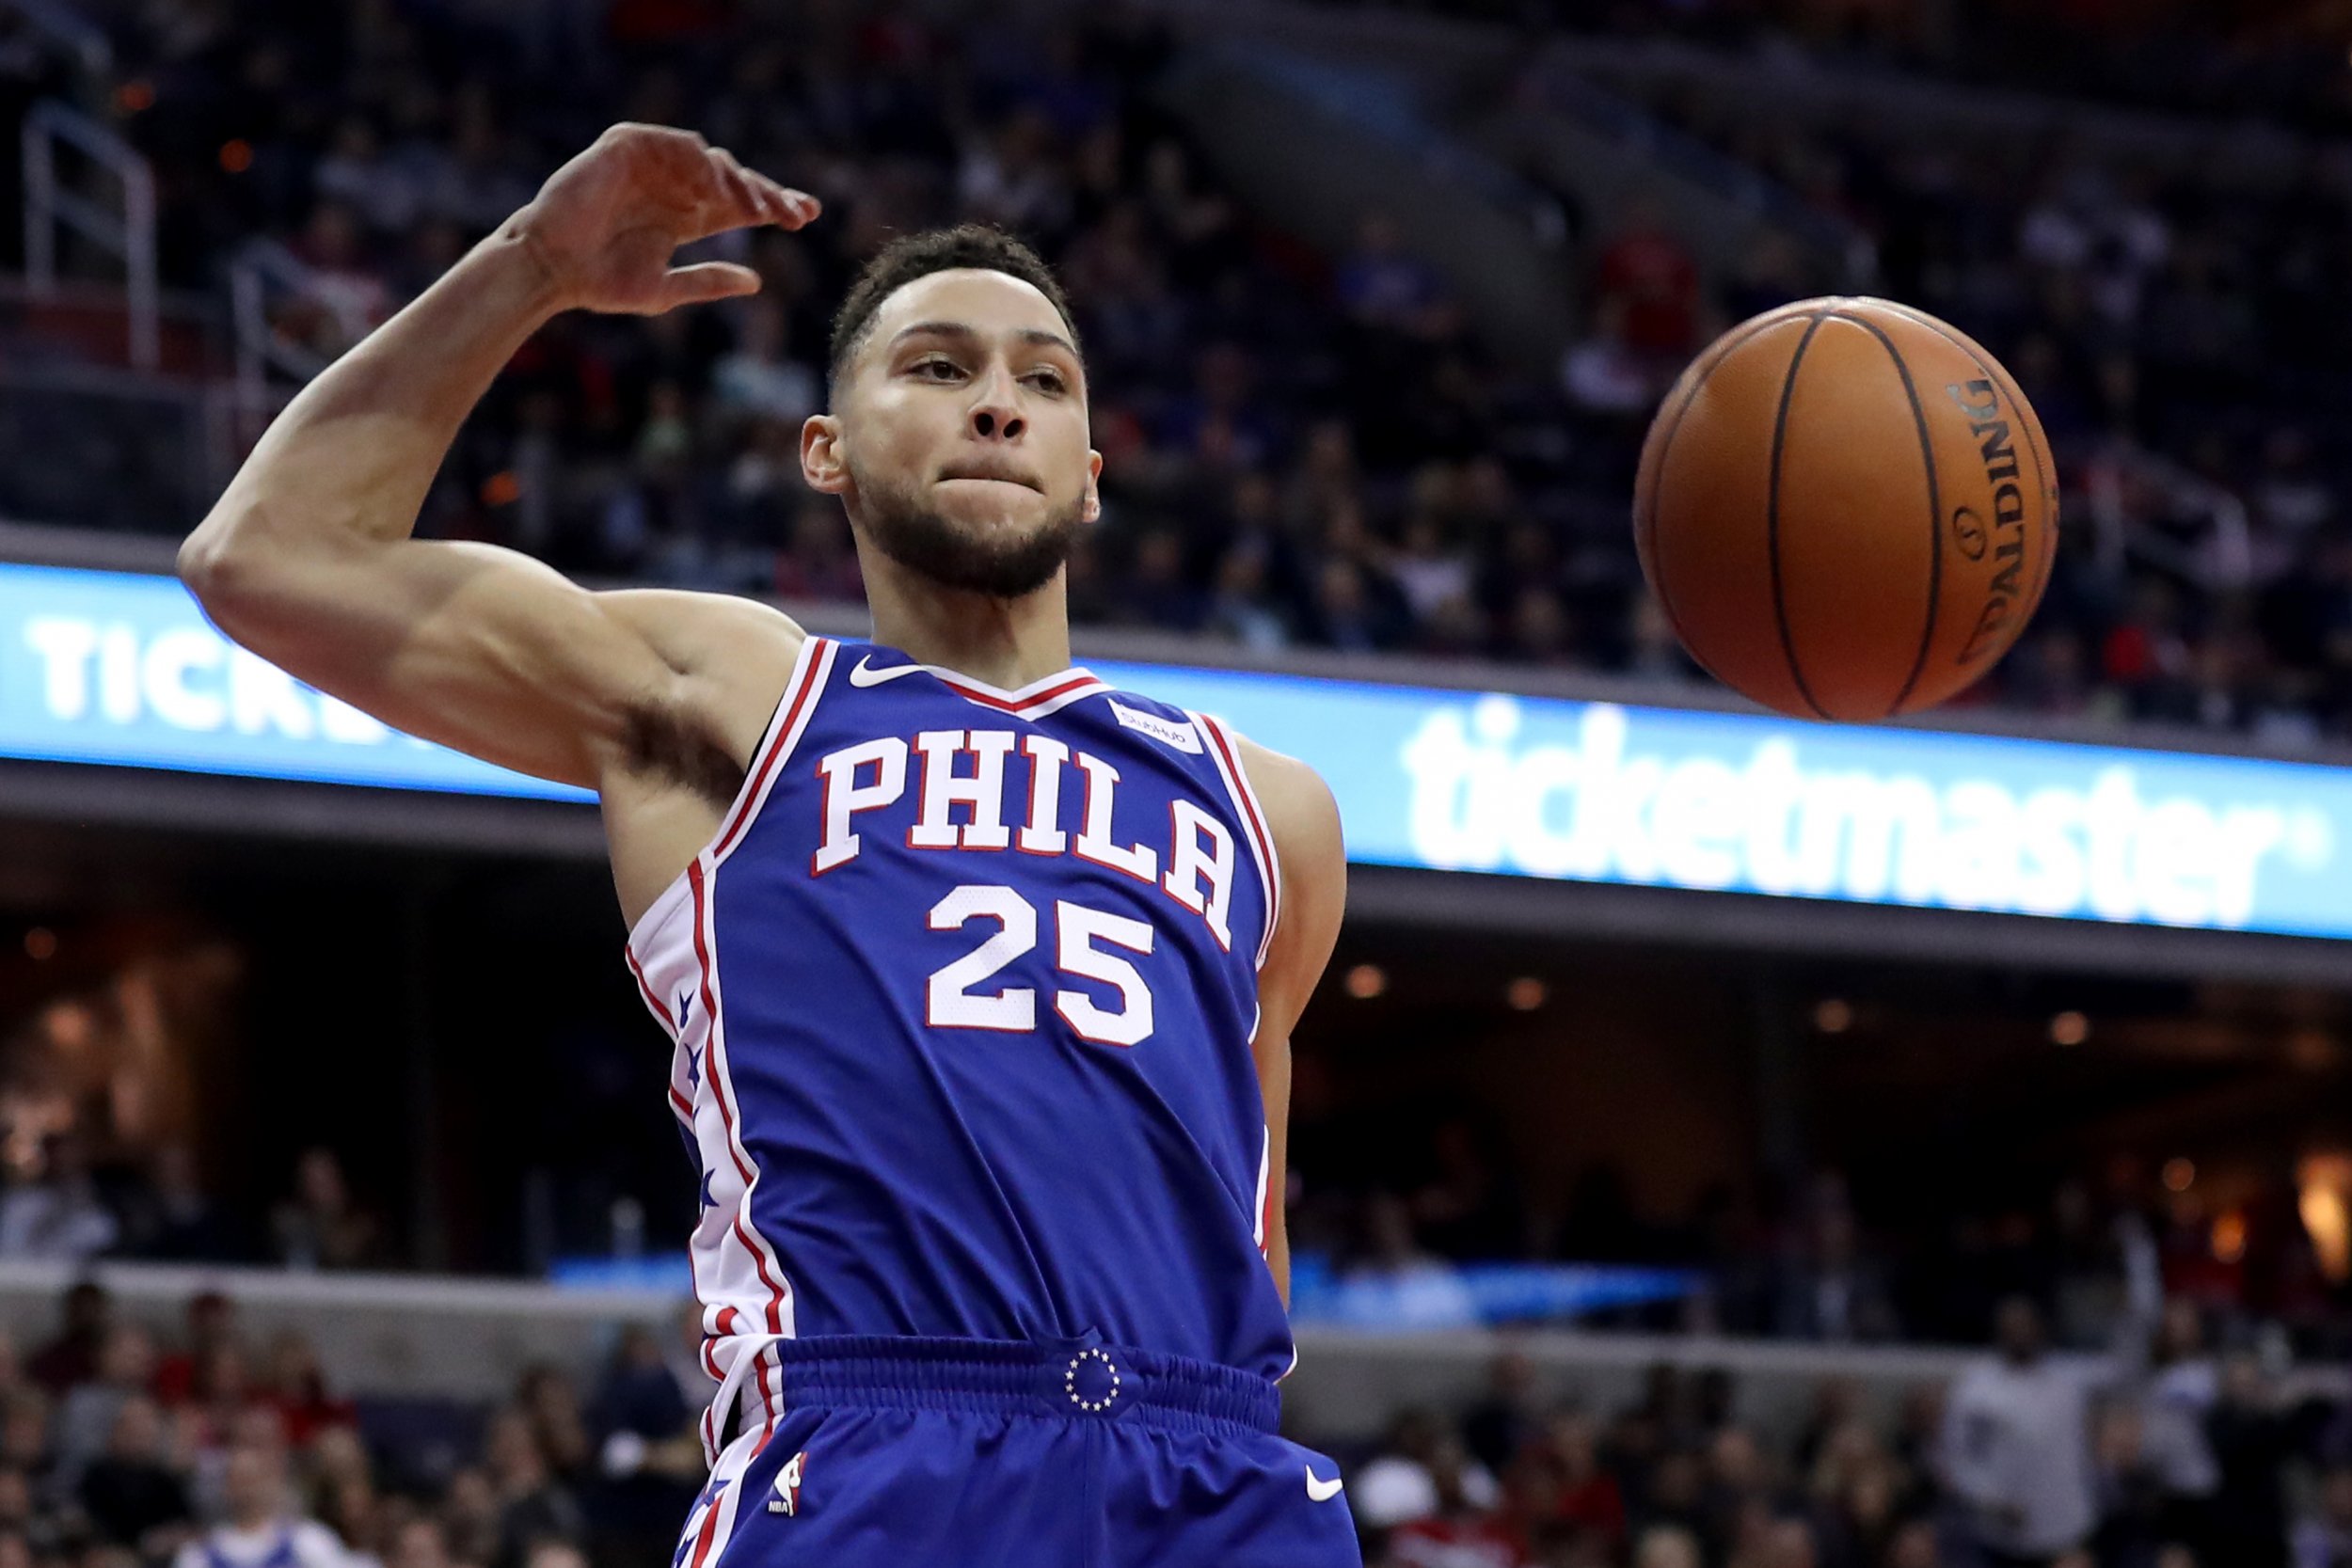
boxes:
[182,530,690,791]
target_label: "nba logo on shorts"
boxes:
[768,1450,807,1516]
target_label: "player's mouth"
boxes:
[937,464,1042,492]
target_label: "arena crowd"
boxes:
[8,0,2344,742]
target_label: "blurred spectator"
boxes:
[259,1333,355,1449]
[710,298,818,430]
[479,1409,581,1568]
[510,1370,586,1486]
[27,1284,113,1396]
[76,1396,194,1558]
[2203,1353,2314,1568]
[436,1470,500,1568]
[382,1518,454,1568]
[1772,1179,1899,1344]
[1355,1408,1455,1533]
[1940,1296,2099,1562]
[1,1135,121,1263]
[1588,197,1705,362]
[1534,1407,1628,1551]
[304,1426,381,1567]
[583,1326,696,1564]
[116,1146,242,1265]
[1462,1351,1543,1477]
[153,1294,240,1409]
[1632,1526,1704,1568]
[2294,1465,2352,1568]
[1386,1430,1532,1567]
[0,1389,56,1504]
[169,1444,355,1568]
[1331,1194,1479,1331]
[2129,1298,2220,1550]
[1560,311,1661,417]
[1337,212,1450,341]
[270,1150,385,1273]
[55,1327,158,1496]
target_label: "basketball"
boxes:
[1634,296,2059,721]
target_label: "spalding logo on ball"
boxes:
[1634,296,2058,721]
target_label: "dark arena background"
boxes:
[1,2,2351,1567]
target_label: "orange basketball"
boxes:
[1633,296,2059,721]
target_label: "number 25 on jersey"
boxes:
[927,885,1155,1048]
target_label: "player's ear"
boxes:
[803,414,850,497]
[1082,449,1103,524]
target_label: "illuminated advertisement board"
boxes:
[0,563,589,800]
[2,562,2344,939]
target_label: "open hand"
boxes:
[507,122,820,316]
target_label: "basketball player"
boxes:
[180,125,1357,1567]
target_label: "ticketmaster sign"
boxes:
[1096,671,2343,940]
[0,563,2344,939]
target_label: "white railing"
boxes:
[21,98,158,370]
[0,1257,1970,1438]
[1,0,113,77]
[0,1259,680,1402]
[229,237,350,403]
[221,238,361,463]
[10,1259,2340,1445]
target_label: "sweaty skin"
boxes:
[176,123,1343,1301]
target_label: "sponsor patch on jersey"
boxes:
[1107,699,1203,753]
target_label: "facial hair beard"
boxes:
[850,464,1088,599]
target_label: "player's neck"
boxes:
[862,558,1076,690]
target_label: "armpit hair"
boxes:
[618,699,747,804]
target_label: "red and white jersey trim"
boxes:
[1191,711,1282,971]
[846,649,1109,721]
[623,633,836,1465]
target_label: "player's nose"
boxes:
[967,364,1025,441]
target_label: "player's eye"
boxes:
[911,357,964,381]
[1026,369,1069,394]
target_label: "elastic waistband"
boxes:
[733,1334,1281,1441]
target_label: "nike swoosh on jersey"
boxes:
[847,656,925,688]
[1305,1466,1344,1502]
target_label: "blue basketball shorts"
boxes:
[672,1334,1363,1568]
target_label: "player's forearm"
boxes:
[181,226,563,578]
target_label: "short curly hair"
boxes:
[826,224,1084,404]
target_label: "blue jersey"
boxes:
[624,635,1292,1454]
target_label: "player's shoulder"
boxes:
[594,590,807,778]
[1201,720,1342,861]
[596,586,805,675]
[1208,719,1346,992]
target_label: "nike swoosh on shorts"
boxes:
[1305,1467,1344,1502]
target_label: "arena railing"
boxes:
[0,1255,1982,1446]
[21,99,158,372]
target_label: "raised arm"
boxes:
[1238,736,1346,1307]
[177,125,820,790]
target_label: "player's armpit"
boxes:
[180,527,798,792]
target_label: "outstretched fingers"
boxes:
[690,146,822,238]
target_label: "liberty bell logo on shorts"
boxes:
[768,1450,807,1516]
